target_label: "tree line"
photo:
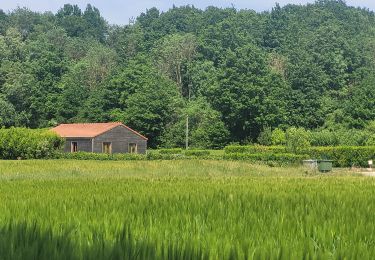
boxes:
[0,0,374,148]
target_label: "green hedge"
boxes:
[305,146,375,167]
[223,153,308,166]
[146,151,184,160]
[158,148,183,154]
[224,145,375,167]
[55,152,146,161]
[52,150,213,161]
[225,145,286,154]
[0,128,63,159]
[184,150,211,157]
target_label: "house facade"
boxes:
[51,122,147,154]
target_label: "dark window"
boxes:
[102,142,112,154]
[71,142,78,153]
[128,143,137,154]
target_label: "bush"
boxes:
[55,152,146,161]
[257,127,272,146]
[158,148,183,154]
[184,149,211,157]
[286,127,311,153]
[225,145,286,154]
[224,144,375,167]
[0,128,63,159]
[271,128,286,146]
[335,129,368,146]
[146,151,184,160]
[305,146,375,167]
[147,149,211,160]
[310,130,339,146]
[223,153,308,166]
[366,135,375,146]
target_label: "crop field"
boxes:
[0,160,374,259]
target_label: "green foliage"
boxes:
[161,99,229,149]
[335,129,369,146]
[145,151,183,160]
[0,1,375,148]
[225,145,286,154]
[305,146,375,167]
[224,144,375,167]
[107,55,182,148]
[55,151,145,161]
[54,149,212,161]
[184,149,210,157]
[153,33,197,97]
[271,128,286,145]
[309,129,371,146]
[257,127,272,146]
[366,135,375,146]
[0,97,16,127]
[158,148,183,154]
[223,152,308,166]
[0,128,63,159]
[310,130,339,146]
[285,127,311,153]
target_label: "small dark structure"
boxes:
[51,122,147,154]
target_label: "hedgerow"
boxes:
[305,146,375,167]
[224,145,375,167]
[55,152,146,161]
[0,127,63,159]
[158,148,183,154]
[224,145,286,154]
[184,149,211,157]
[223,153,308,166]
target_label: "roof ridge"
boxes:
[51,122,148,140]
[60,122,122,125]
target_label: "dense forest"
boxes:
[0,0,374,148]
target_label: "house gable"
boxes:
[92,125,147,154]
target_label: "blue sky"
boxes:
[1,1,374,25]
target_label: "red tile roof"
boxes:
[51,122,148,140]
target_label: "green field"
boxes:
[0,160,374,259]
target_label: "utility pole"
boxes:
[185,115,189,150]
[185,83,192,150]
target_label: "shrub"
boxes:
[0,127,63,159]
[335,129,368,146]
[147,151,184,160]
[310,130,339,146]
[305,146,375,167]
[224,145,286,154]
[271,128,286,145]
[158,148,183,154]
[184,149,211,157]
[285,127,311,154]
[55,152,146,161]
[223,153,308,166]
[366,135,375,146]
[224,145,375,167]
[257,127,272,146]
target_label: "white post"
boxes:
[185,115,189,150]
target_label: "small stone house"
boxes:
[51,122,147,154]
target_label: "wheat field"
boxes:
[0,160,373,259]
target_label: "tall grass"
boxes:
[0,160,373,259]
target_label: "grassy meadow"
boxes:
[0,160,374,259]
